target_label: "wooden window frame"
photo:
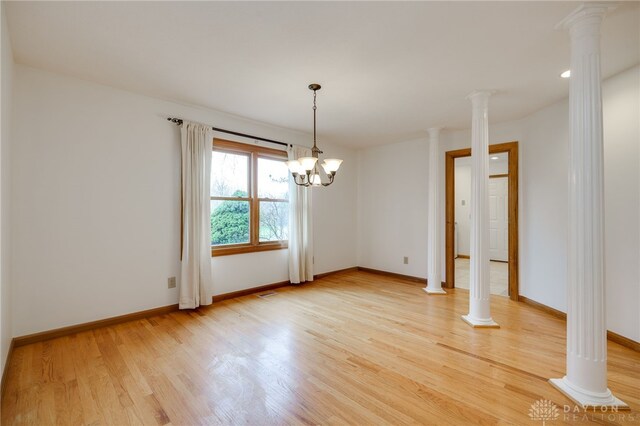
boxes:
[211,139,289,257]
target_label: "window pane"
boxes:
[211,200,250,246]
[211,151,249,198]
[258,157,289,200]
[259,201,289,242]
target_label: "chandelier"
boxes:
[286,84,342,187]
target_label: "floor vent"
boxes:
[257,292,277,298]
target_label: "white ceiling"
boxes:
[5,1,639,148]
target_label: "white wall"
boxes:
[0,2,14,373]
[513,100,568,313]
[357,137,428,278]
[357,65,639,342]
[602,66,639,342]
[312,141,358,275]
[11,65,357,336]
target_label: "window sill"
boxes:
[211,242,288,257]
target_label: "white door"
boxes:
[489,177,508,262]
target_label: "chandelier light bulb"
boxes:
[310,174,322,186]
[322,159,343,173]
[285,160,301,174]
[298,157,318,171]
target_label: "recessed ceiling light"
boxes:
[561,70,571,78]
[491,156,500,160]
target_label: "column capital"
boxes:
[427,127,443,139]
[466,90,495,106]
[555,2,617,31]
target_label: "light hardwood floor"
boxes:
[2,270,639,425]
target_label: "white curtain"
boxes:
[288,145,314,284]
[179,122,214,309]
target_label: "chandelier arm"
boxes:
[292,173,310,187]
[321,173,335,187]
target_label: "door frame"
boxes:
[445,141,519,301]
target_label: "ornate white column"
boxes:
[424,127,446,295]
[550,3,627,409]
[462,91,498,328]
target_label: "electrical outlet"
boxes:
[403,256,409,265]
[168,276,176,289]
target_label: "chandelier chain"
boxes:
[312,89,317,148]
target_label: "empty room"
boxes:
[0,1,639,425]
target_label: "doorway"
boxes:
[445,141,519,301]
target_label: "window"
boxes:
[210,139,289,256]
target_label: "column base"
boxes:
[461,314,500,328]
[423,287,447,295]
[549,377,629,411]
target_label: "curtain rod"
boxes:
[167,117,289,148]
